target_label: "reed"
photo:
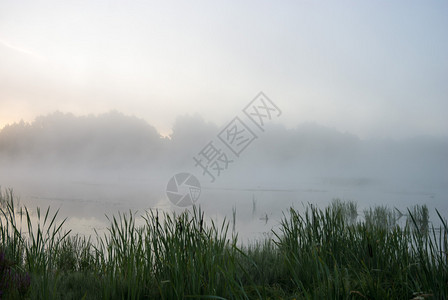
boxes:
[1,188,447,299]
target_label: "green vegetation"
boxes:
[1,188,447,299]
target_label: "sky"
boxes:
[1,0,447,139]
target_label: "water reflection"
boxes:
[1,174,446,244]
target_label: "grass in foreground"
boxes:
[1,188,447,299]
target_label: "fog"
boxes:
[1,111,447,241]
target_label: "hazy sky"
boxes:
[1,0,447,138]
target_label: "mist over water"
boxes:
[1,112,447,242]
[1,3,448,297]
[1,1,448,244]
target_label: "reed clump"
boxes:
[1,188,447,299]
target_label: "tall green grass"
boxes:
[1,188,447,299]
